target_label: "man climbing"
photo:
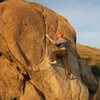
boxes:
[46,32,67,64]
[46,32,75,79]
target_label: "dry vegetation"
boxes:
[77,44,100,65]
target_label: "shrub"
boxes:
[91,62,100,77]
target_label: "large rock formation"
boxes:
[0,0,98,100]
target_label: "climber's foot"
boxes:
[49,60,57,65]
[69,74,76,80]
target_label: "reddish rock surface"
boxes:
[0,0,98,100]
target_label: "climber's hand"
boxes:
[46,34,49,37]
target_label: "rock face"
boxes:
[0,0,97,100]
[93,79,100,100]
[79,58,97,94]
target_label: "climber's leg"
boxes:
[61,51,76,79]
[49,51,57,65]
[62,55,72,74]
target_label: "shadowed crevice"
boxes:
[29,81,45,100]
[16,41,31,67]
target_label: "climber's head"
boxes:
[56,32,64,38]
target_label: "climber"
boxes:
[46,32,68,64]
[46,32,75,79]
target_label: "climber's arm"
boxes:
[46,34,56,44]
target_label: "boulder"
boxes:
[0,0,94,100]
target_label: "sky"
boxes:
[26,0,100,48]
